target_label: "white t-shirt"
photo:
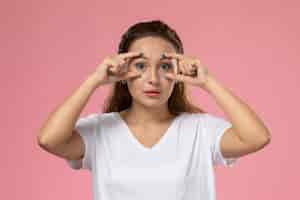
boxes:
[66,112,239,200]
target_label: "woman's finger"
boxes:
[165,72,190,83]
[178,60,188,75]
[163,52,185,61]
[118,51,143,61]
[117,51,143,72]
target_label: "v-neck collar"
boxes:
[113,111,184,152]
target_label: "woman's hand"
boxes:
[89,51,143,87]
[163,52,211,89]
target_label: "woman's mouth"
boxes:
[144,91,160,97]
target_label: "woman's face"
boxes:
[126,36,178,109]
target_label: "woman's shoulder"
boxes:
[77,112,116,123]
[85,111,209,123]
[180,112,229,127]
[180,111,207,120]
[184,112,220,119]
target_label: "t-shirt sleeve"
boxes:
[65,113,98,171]
[203,113,239,167]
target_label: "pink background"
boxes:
[1,0,298,199]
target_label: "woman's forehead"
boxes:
[128,37,176,55]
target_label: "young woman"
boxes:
[38,20,271,200]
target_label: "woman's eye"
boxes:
[160,63,172,70]
[134,62,145,70]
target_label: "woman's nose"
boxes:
[147,67,160,84]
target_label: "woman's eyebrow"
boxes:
[135,54,167,60]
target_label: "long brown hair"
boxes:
[102,20,206,115]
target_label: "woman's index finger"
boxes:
[119,51,143,60]
[163,52,184,60]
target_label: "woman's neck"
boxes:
[121,107,174,125]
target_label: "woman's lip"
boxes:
[144,91,160,93]
[144,92,160,97]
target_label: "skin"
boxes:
[118,36,271,154]
[37,34,270,159]
[120,36,179,126]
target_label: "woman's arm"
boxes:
[37,75,100,149]
[162,52,271,157]
[202,74,271,156]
